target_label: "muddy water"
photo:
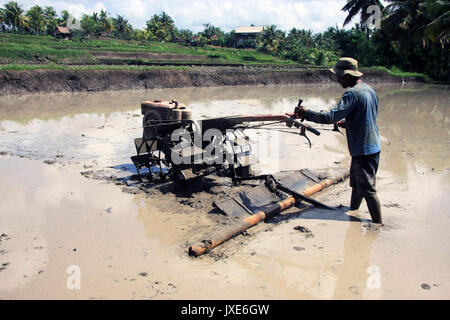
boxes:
[0,83,449,299]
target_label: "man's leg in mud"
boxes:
[350,187,363,210]
[363,152,382,224]
[350,152,382,224]
[350,187,382,224]
[365,194,382,224]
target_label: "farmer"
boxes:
[295,57,382,224]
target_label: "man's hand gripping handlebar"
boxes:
[285,99,320,147]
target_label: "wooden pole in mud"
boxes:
[188,171,349,257]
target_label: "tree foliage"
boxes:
[342,0,384,28]
[111,15,132,40]
[146,12,176,42]
[26,5,45,35]
[3,1,28,33]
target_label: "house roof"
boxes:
[56,26,71,34]
[235,26,263,34]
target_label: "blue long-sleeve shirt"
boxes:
[305,82,380,157]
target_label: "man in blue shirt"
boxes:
[295,57,382,224]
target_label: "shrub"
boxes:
[242,55,256,61]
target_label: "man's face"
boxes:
[336,75,351,88]
[336,74,359,88]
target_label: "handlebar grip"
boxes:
[306,125,320,136]
[291,118,320,136]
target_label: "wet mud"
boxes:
[0,83,449,299]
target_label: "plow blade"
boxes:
[189,169,349,257]
[214,169,323,217]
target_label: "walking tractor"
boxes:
[130,99,348,256]
[131,98,322,182]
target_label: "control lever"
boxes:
[285,99,320,147]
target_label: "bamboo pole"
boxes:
[188,171,349,256]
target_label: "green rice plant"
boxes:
[0,33,297,67]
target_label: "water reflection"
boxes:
[0,83,410,122]
[332,221,380,299]
[377,85,450,175]
[0,83,448,174]
[136,195,194,246]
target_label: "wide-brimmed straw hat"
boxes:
[329,57,363,77]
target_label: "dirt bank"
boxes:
[0,67,423,96]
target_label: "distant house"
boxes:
[210,34,219,45]
[55,26,72,40]
[190,35,200,46]
[234,26,263,47]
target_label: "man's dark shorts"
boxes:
[350,152,380,197]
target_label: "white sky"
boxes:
[0,0,360,33]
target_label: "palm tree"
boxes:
[3,1,28,33]
[133,28,151,41]
[201,23,224,44]
[43,6,56,21]
[59,10,70,27]
[99,10,107,21]
[382,0,424,35]
[259,25,284,55]
[80,12,104,37]
[146,12,176,42]
[382,0,425,70]
[160,11,174,29]
[112,15,132,39]
[0,8,5,32]
[178,28,193,44]
[99,9,113,35]
[422,0,449,47]
[287,28,314,48]
[44,6,57,35]
[421,0,450,79]
[26,5,45,35]
[342,0,384,26]
[80,13,100,37]
[91,12,98,23]
[342,0,384,38]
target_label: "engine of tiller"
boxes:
[131,100,255,182]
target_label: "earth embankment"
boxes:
[0,67,423,96]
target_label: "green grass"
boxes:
[0,42,94,64]
[362,66,431,82]
[0,33,294,66]
[388,66,431,80]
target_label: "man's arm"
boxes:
[296,91,356,124]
